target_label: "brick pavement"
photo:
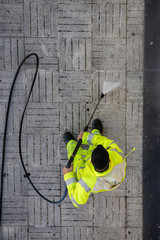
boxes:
[0,0,144,239]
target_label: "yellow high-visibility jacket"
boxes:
[64,132,126,208]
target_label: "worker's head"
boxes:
[91,145,109,172]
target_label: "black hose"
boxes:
[0,53,68,234]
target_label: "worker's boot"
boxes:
[92,119,103,134]
[63,132,75,145]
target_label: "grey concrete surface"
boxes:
[0,0,144,239]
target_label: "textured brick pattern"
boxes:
[58,3,92,38]
[59,38,92,71]
[24,0,58,38]
[93,2,126,38]
[0,39,24,70]
[0,0,144,239]
[2,197,28,226]
[0,4,23,37]
[25,39,58,71]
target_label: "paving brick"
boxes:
[126,72,143,103]
[59,71,92,102]
[126,228,142,240]
[60,101,86,136]
[79,103,86,131]
[93,39,126,71]
[26,166,61,197]
[72,103,80,134]
[0,4,23,37]
[0,103,6,134]
[126,102,143,136]
[94,227,126,240]
[128,2,144,11]
[127,198,142,228]
[28,196,60,227]
[24,0,58,38]
[2,227,28,240]
[26,103,59,134]
[2,197,28,226]
[93,3,126,38]
[127,38,143,72]
[126,166,142,197]
[25,70,59,103]
[127,1,144,39]
[0,135,26,166]
[2,103,26,136]
[59,38,92,71]
[0,71,26,103]
[25,39,58,71]
[29,227,60,240]
[27,133,61,166]
[0,38,24,70]
[61,196,93,227]
[94,195,126,228]
[58,3,92,38]
[61,227,93,240]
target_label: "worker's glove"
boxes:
[63,162,73,175]
[77,132,84,141]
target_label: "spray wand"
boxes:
[66,82,121,168]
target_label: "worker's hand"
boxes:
[63,162,73,175]
[77,131,84,141]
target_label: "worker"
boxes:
[62,119,127,208]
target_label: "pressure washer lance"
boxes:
[66,93,105,168]
[66,81,121,168]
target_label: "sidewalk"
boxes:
[0,0,144,239]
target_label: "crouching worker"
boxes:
[62,119,127,208]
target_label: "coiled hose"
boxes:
[0,53,68,235]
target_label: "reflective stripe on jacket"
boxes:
[64,131,126,207]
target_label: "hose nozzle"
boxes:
[101,93,105,99]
